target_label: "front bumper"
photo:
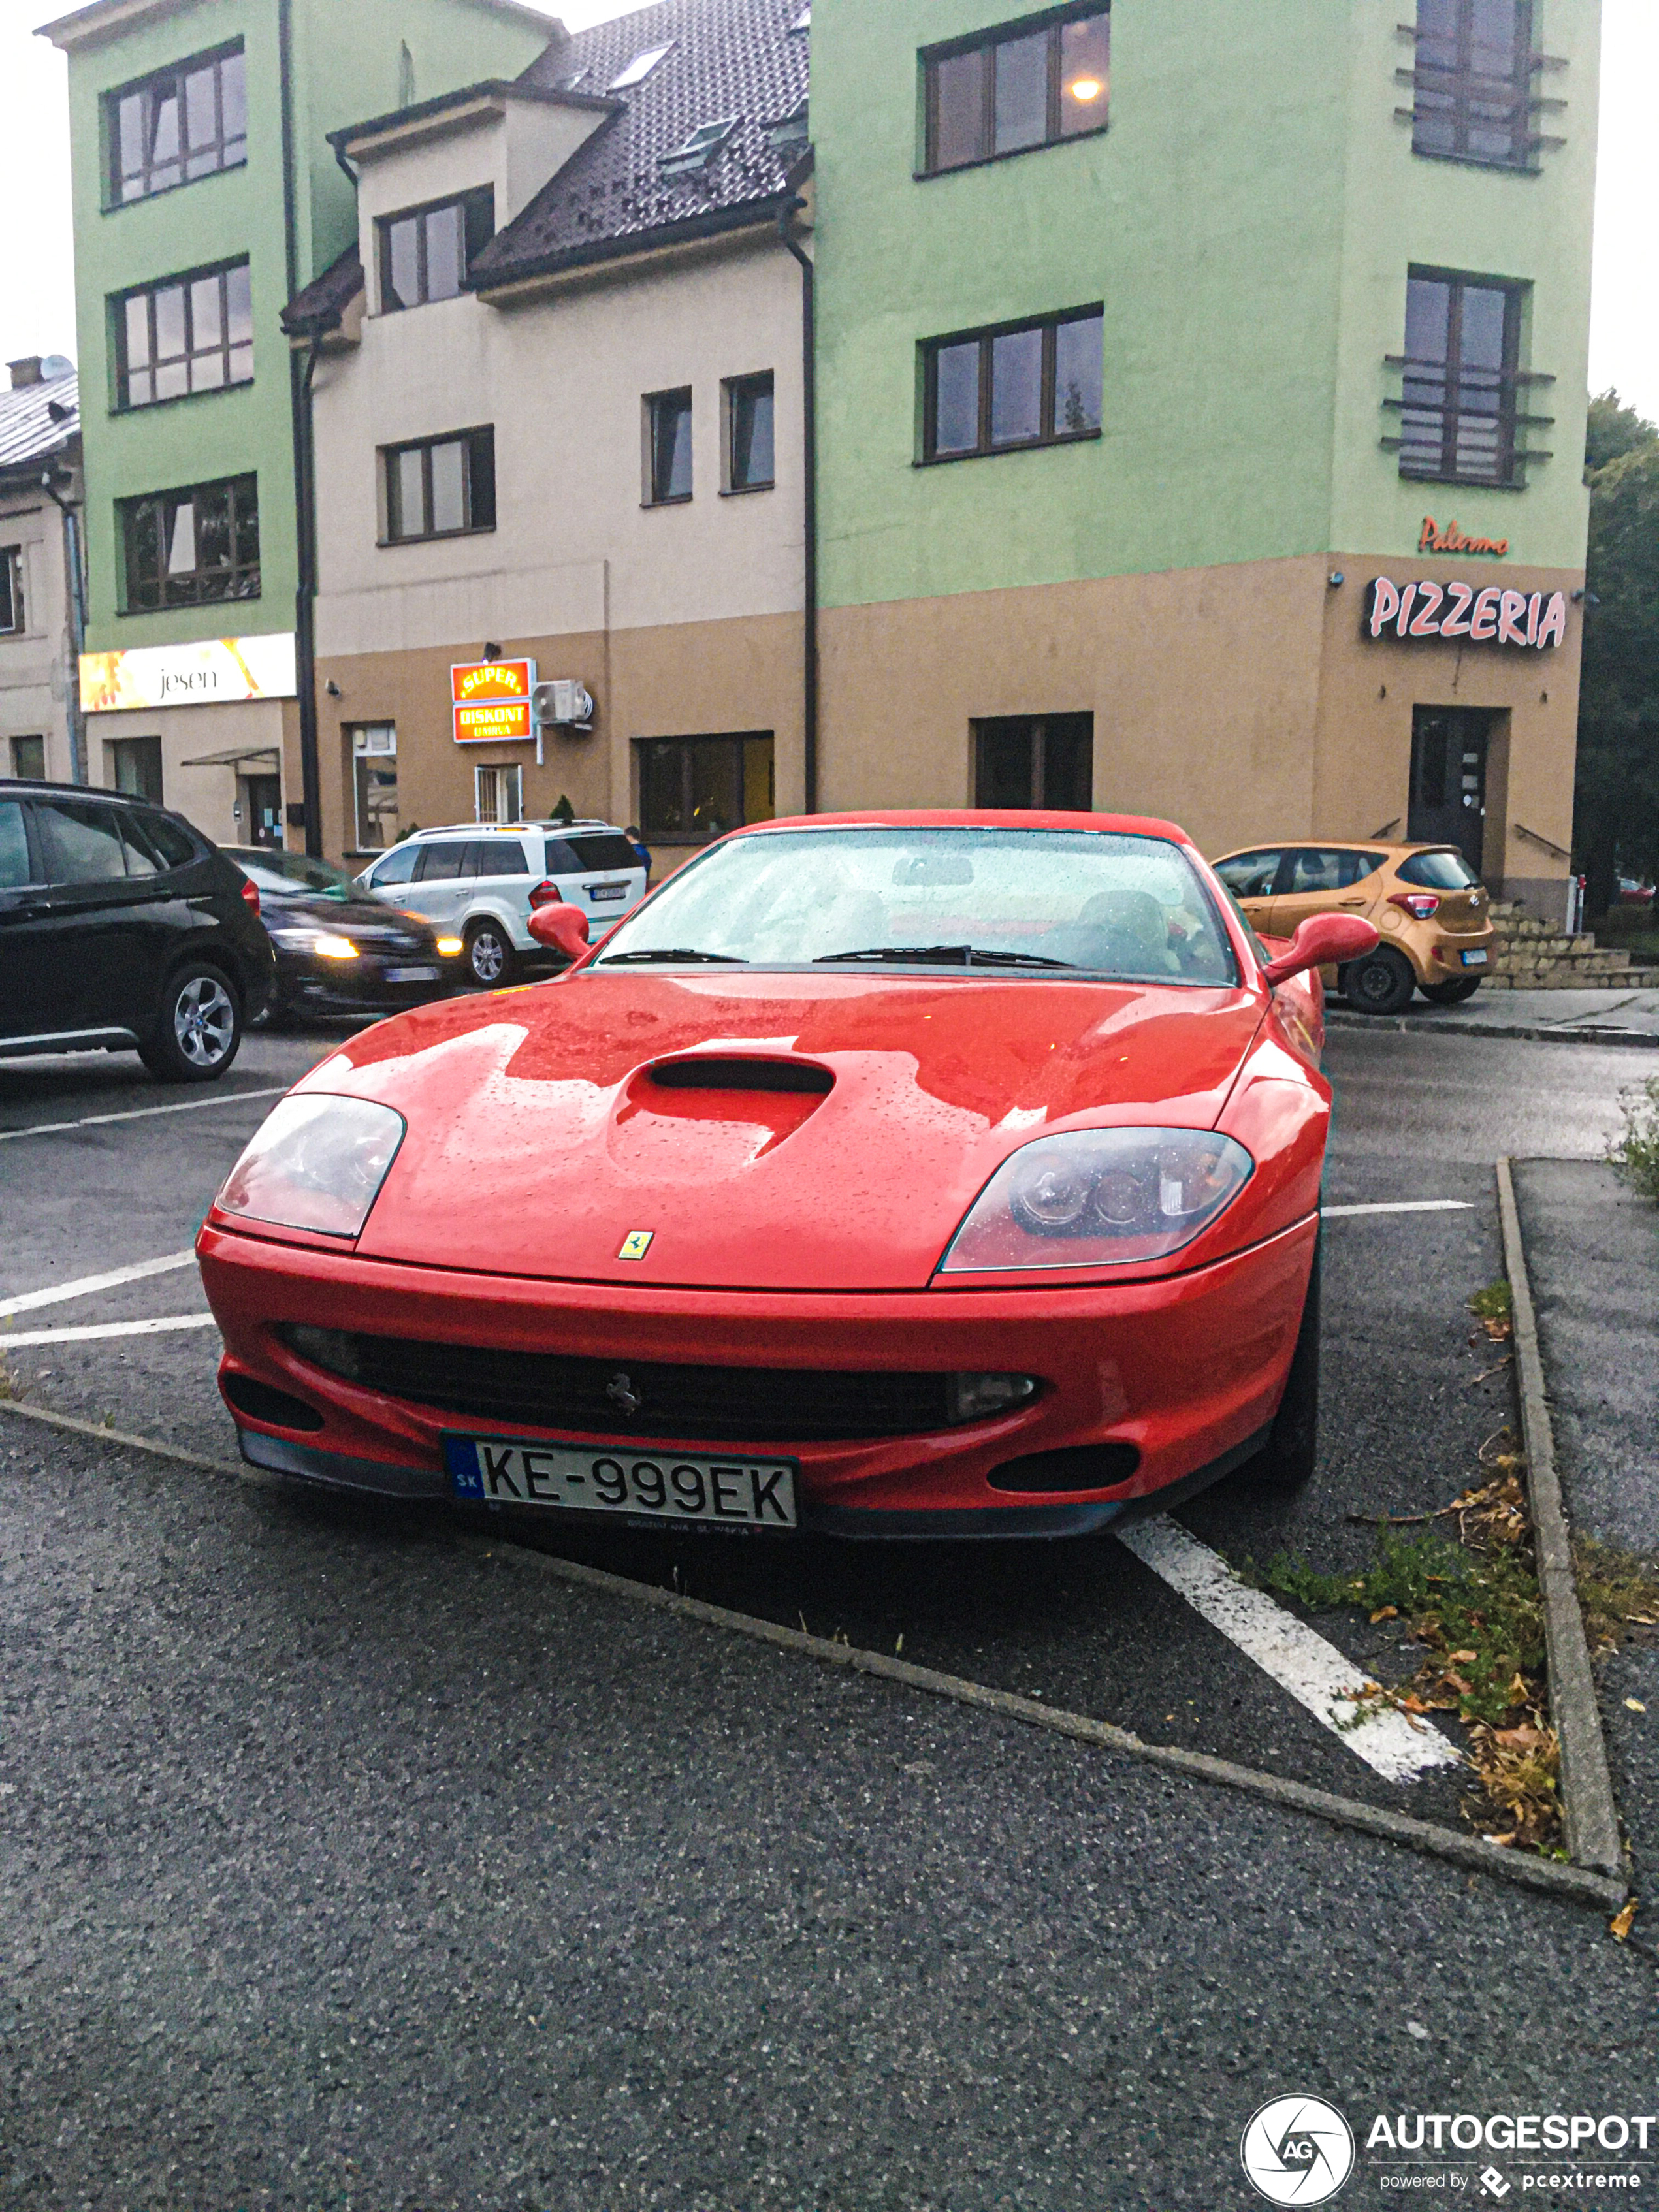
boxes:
[274,948,460,1015]
[200,1217,1317,1536]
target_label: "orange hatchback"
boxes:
[1210,841,1496,1015]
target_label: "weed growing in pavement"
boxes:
[1575,1534,1659,1651]
[1468,1281,1513,1337]
[1609,1074,1659,1203]
[0,1354,16,1403]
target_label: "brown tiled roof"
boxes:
[282,244,366,338]
[472,0,809,286]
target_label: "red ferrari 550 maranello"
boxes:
[199,812,1376,1538]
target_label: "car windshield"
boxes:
[227,848,355,902]
[592,828,1240,984]
[1397,849,1479,891]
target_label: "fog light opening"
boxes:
[989,1443,1141,1494]
[281,1324,362,1383]
[947,1373,1039,1424]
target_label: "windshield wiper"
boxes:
[813,944,1078,970]
[598,947,749,966]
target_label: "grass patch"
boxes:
[1609,1075,1659,1204]
[1248,1435,1564,1850]
[1575,1534,1659,1650]
[1468,1281,1513,1338]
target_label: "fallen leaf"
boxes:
[1494,1727,1548,1750]
[1370,1606,1399,1624]
[1483,1831,1518,1849]
[1442,1673,1474,1696]
[1449,1650,1479,1665]
[1625,1698,1647,1714]
[1610,1900,1638,1942]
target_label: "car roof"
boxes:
[739,808,1197,843]
[1210,839,1459,860]
[398,819,622,839]
[0,776,149,805]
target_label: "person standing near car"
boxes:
[626,825,652,880]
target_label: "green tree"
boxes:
[1575,395,1659,916]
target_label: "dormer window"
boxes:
[379,189,495,312]
[608,43,673,91]
[660,119,737,180]
[767,101,809,153]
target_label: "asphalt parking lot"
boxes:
[2,1015,1656,2207]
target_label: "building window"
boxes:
[660,119,737,180]
[383,428,496,543]
[107,43,246,205]
[9,735,46,780]
[475,763,522,825]
[636,733,775,842]
[1411,0,1534,170]
[1396,272,1523,487]
[923,308,1103,462]
[0,548,23,635]
[120,475,260,611]
[350,724,398,850]
[379,189,495,312]
[923,7,1109,175]
[105,735,164,803]
[645,389,694,505]
[973,715,1093,810]
[116,262,253,409]
[724,373,775,492]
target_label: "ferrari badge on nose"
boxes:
[617,1230,655,1262]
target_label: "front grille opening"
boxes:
[223,1373,325,1432]
[647,1057,833,1095]
[276,1326,1027,1445]
[989,1444,1140,1494]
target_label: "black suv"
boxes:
[0,780,276,1082]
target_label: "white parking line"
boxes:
[1322,1200,1475,1219]
[1117,1516,1460,1784]
[0,1085,286,1145]
[0,1315,219,1350]
[0,1250,198,1321]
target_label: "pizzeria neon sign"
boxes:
[1366,578,1569,651]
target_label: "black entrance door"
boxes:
[1409,707,1492,875]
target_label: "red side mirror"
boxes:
[1261,912,1379,987]
[528,903,591,960]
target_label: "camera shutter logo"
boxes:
[1241,2097,1355,2205]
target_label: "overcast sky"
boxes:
[2,0,1654,426]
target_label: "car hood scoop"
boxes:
[328,973,1264,1290]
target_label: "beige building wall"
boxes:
[818,551,1582,912]
[306,202,809,867]
[0,486,76,783]
[87,697,293,847]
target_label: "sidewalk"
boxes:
[1327,986,1659,1047]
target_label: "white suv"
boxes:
[357,821,647,988]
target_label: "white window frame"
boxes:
[474,761,522,825]
[351,722,398,850]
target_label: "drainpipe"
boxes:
[42,469,88,786]
[777,195,818,815]
[278,0,325,855]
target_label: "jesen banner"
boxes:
[80,634,298,713]
[452,659,537,744]
[1366,577,1568,650]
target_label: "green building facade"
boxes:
[44,0,553,845]
[809,0,1601,920]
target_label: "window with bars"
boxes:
[382,428,496,543]
[120,476,260,611]
[379,190,495,312]
[635,733,774,842]
[922,309,1103,463]
[922,6,1109,174]
[106,44,246,205]
[1411,0,1536,169]
[116,262,253,409]
[1394,272,1528,488]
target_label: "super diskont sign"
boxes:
[1365,577,1570,651]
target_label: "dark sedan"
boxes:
[223,848,462,1022]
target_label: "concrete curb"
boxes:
[0,1393,1628,1915]
[1327,1012,1659,1051]
[1496,1159,1627,1880]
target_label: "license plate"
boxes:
[1461,950,1488,967]
[588,883,630,902]
[443,1435,798,1528]
[385,965,439,982]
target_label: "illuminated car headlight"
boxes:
[268,927,360,959]
[939,1128,1254,1274]
[216,1095,406,1239]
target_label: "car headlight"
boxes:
[939,1128,1254,1274]
[216,1095,406,1239]
[268,927,360,959]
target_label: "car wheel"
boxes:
[1244,1238,1321,1495]
[464,919,515,989]
[1342,945,1416,1016]
[140,963,243,1083]
[1419,976,1482,1006]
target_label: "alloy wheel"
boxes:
[468,927,507,986]
[173,975,237,1068]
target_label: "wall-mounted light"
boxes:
[325,680,342,698]
[1327,571,1345,588]
[483,641,503,659]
